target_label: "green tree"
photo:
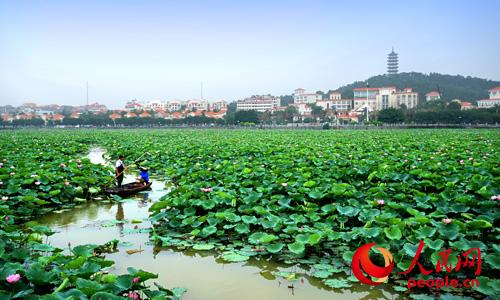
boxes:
[234,110,260,124]
[284,106,298,122]
[447,101,462,110]
[378,108,405,123]
[279,95,294,106]
[309,104,324,120]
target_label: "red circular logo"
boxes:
[351,243,394,285]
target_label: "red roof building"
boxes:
[171,112,183,119]
[488,87,500,100]
[460,101,474,110]
[110,112,122,120]
[52,114,64,121]
[139,111,151,118]
[426,91,441,101]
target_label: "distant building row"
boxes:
[125,99,227,112]
[235,86,500,118]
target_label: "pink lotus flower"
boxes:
[459,160,464,164]
[0,163,3,168]
[201,187,212,193]
[35,181,41,185]
[64,181,70,186]
[491,195,499,200]
[281,182,288,187]
[128,291,140,300]
[6,274,20,284]
[0,181,3,185]
[60,163,66,168]
[4,216,9,221]
[443,218,452,224]
[377,199,385,205]
[2,196,8,201]
[133,277,139,283]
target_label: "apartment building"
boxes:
[477,87,500,108]
[236,95,281,112]
[293,88,322,104]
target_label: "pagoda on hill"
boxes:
[387,47,399,75]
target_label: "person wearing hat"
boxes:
[115,155,125,188]
[138,166,150,185]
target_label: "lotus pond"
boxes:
[1,129,499,299]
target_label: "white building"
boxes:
[477,98,500,108]
[393,88,418,109]
[125,99,143,111]
[144,100,165,111]
[186,99,208,111]
[354,86,418,112]
[236,95,281,112]
[293,103,312,117]
[353,87,379,112]
[426,91,441,101]
[309,91,351,112]
[316,99,352,112]
[166,100,182,112]
[293,88,322,104]
[210,100,227,111]
[477,87,500,108]
[488,87,500,99]
[329,92,341,100]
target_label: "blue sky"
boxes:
[1,0,499,108]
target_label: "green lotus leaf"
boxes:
[312,269,332,278]
[222,252,249,262]
[287,242,305,255]
[201,225,217,236]
[425,239,445,250]
[323,279,351,289]
[336,205,359,217]
[235,223,250,234]
[193,243,215,250]
[466,220,492,230]
[307,233,321,245]
[265,243,284,253]
[436,222,460,240]
[384,226,402,240]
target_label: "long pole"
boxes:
[86,81,89,108]
[366,85,369,122]
[105,151,150,186]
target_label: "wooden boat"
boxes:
[104,182,152,197]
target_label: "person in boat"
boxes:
[137,166,150,186]
[115,155,125,188]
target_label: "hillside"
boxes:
[333,72,500,103]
